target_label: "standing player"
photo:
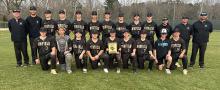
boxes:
[136,30,157,71]
[8,9,29,67]
[174,17,192,55]
[128,13,142,40]
[72,10,87,39]
[190,12,213,68]
[170,28,188,75]
[154,30,172,74]
[56,27,73,74]
[142,12,157,46]
[26,6,42,65]
[42,10,58,36]
[88,11,102,35]
[86,30,109,73]
[33,28,57,74]
[115,13,129,39]
[104,29,121,73]
[71,29,87,73]
[101,11,116,42]
[57,10,72,36]
[156,17,173,39]
[120,29,137,73]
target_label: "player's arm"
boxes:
[131,39,136,56]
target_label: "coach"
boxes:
[8,9,29,67]
[190,12,213,68]
[26,6,42,65]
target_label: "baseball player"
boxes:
[56,10,72,36]
[42,10,58,36]
[115,13,129,39]
[156,17,173,39]
[88,11,102,36]
[128,13,142,40]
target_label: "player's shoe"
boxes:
[51,69,57,74]
[183,69,188,75]
[116,68,120,74]
[83,68,87,73]
[16,64,23,67]
[67,70,72,74]
[165,69,171,74]
[23,64,29,67]
[104,68,109,73]
[175,62,181,67]
[98,62,101,66]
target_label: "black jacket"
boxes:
[8,18,28,42]
[174,23,192,42]
[26,16,42,38]
[192,20,213,44]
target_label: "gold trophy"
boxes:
[108,42,117,54]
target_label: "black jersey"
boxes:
[42,19,58,36]
[88,21,102,34]
[136,39,152,56]
[174,23,192,42]
[128,21,142,39]
[72,39,86,55]
[154,39,171,58]
[156,24,173,39]
[170,37,186,54]
[86,39,104,56]
[72,20,88,37]
[120,38,136,54]
[115,22,128,38]
[101,20,116,38]
[104,37,121,51]
[142,21,157,40]
[33,36,56,57]
[56,19,72,35]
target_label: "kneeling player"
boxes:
[136,30,157,71]
[33,28,57,74]
[86,30,109,73]
[120,29,137,73]
[104,29,122,73]
[72,29,87,73]
[170,29,188,75]
[153,30,172,74]
[56,27,73,74]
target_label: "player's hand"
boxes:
[94,55,99,60]
[131,52,135,56]
[106,48,109,51]
[51,51,56,56]
[91,57,96,61]
[179,54,184,58]
[155,59,158,64]
[166,54,171,59]
[35,59,40,64]
[79,54,83,60]
[64,51,70,55]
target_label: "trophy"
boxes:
[108,42,117,54]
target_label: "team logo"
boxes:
[187,27,190,30]
[36,20,39,24]
[204,25,208,27]
[19,22,23,25]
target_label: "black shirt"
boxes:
[120,38,136,54]
[72,20,88,38]
[115,22,128,38]
[86,39,104,56]
[8,18,28,42]
[26,16,42,38]
[154,38,171,58]
[136,39,152,56]
[101,20,116,39]
[72,39,86,55]
[42,19,58,36]
[88,21,102,34]
[33,36,56,58]
[156,24,173,39]
[192,20,213,44]
[57,19,72,35]
[174,23,192,42]
[170,37,185,54]
[142,21,157,40]
[128,21,142,39]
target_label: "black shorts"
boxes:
[157,56,166,65]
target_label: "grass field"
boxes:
[0,31,220,90]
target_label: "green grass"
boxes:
[0,31,220,90]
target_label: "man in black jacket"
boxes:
[8,9,29,67]
[26,6,42,65]
[190,12,213,68]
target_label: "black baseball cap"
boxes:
[104,11,111,15]
[162,17,168,21]
[147,12,153,17]
[182,16,189,19]
[58,10,65,14]
[91,30,99,34]
[118,13,124,17]
[12,9,21,13]
[123,29,130,33]
[30,6,37,10]
[200,12,208,16]
[133,13,140,17]
[75,10,82,14]
[75,29,82,34]
[140,30,147,34]
[91,11,97,15]
[110,29,116,33]
[40,28,47,32]
[173,28,180,33]
[44,10,52,14]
